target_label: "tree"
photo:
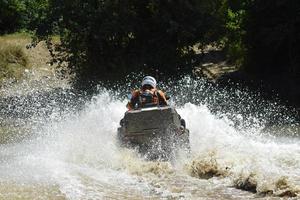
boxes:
[0,0,49,34]
[243,0,300,76]
[38,0,227,87]
[0,0,24,34]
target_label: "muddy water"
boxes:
[0,90,299,199]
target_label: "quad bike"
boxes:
[117,106,190,160]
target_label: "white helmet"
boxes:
[142,76,157,88]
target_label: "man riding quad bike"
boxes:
[117,76,190,160]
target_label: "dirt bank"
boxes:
[0,33,69,96]
[193,48,300,119]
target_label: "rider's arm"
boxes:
[126,90,139,110]
[126,102,133,110]
[157,90,168,106]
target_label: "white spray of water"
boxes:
[0,91,300,199]
[179,103,300,195]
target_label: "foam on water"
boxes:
[179,103,300,196]
[0,77,300,199]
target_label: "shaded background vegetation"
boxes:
[41,0,227,85]
[0,0,48,34]
[0,0,299,109]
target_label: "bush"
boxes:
[0,0,49,34]
[36,0,227,87]
[243,0,300,76]
[0,0,25,34]
[0,37,28,81]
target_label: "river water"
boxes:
[0,78,299,199]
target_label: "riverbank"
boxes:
[0,33,69,97]
[194,48,300,120]
[1,33,299,122]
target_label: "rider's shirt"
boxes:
[127,88,167,110]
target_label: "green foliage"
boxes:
[223,0,300,78]
[221,0,300,108]
[223,0,249,66]
[0,0,49,34]
[2,0,298,88]
[0,0,25,34]
[22,0,50,31]
[37,0,227,87]
[243,0,300,76]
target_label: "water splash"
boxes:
[178,102,300,197]
[0,76,299,199]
